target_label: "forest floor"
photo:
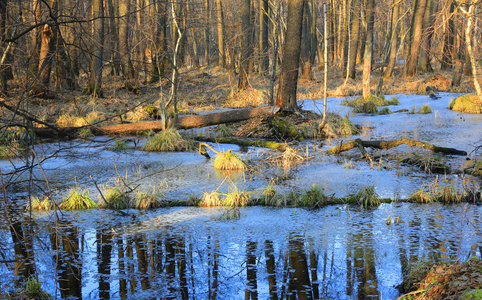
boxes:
[3,65,478,132]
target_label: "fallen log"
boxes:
[195,137,289,151]
[33,106,279,138]
[327,138,467,156]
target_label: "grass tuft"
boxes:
[213,150,247,170]
[419,104,432,114]
[449,94,482,114]
[133,190,166,209]
[143,128,196,152]
[215,124,234,137]
[59,188,97,210]
[350,185,380,208]
[27,196,53,211]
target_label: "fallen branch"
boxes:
[327,138,467,156]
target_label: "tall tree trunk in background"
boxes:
[441,0,455,70]
[461,2,482,101]
[276,0,305,112]
[258,0,269,74]
[346,0,360,79]
[405,0,428,77]
[216,0,225,67]
[238,0,251,90]
[419,0,434,73]
[85,0,105,97]
[120,0,135,79]
[0,0,8,93]
[204,0,210,66]
[384,1,399,79]
[300,1,313,80]
[28,0,42,80]
[362,0,374,98]
[31,0,57,97]
[107,0,121,75]
[151,0,168,82]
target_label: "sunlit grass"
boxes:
[59,188,97,210]
[143,128,196,152]
[26,196,53,211]
[349,185,381,208]
[213,150,247,170]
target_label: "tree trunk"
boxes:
[362,0,374,99]
[258,0,269,74]
[346,0,360,79]
[107,0,121,75]
[300,1,313,80]
[85,0,105,97]
[204,0,210,66]
[216,0,225,67]
[418,0,434,73]
[119,0,135,80]
[405,0,428,77]
[31,0,58,97]
[441,0,455,70]
[384,1,399,79]
[238,0,251,90]
[462,2,482,102]
[276,0,305,111]
[0,0,8,93]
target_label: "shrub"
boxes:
[449,94,482,114]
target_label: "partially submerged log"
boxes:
[327,138,467,156]
[195,137,288,151]
[33,106,279,138]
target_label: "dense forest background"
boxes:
[0,0,480,124]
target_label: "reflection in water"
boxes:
[1,204,481,299]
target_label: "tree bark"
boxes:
[346,0,360,79]
[362,0,374,99]
[276,0,305,111]
[405,0,428,77]
[384,1,399,79]
[258,0,269,74]
[300,1,313,80]
[238,0,251,90]
[418,0,434,73]
[119,0,135,80]
[462,2,482,102]
[204,0,210,66]
[327,138,467,156]
[85,0,105,97]
[0,0,7,93]
[441,0,455,70]
[216,0,225,67]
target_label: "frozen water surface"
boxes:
[0,93,481,299]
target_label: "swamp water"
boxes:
[1,94,481,299]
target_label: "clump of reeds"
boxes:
[26,196,53,211]
[409,177,465,204]
[59,188,97,210]
[266,146,305,168]
[215,124,234,137]
[298,184,329,207]
[419,104,432,114]
[98,187,131,209]
[133,190,166,209]
[343,95,399,113]
[449,94,482,114]
[213,149,247,170]
[200,190,222,207]
[350,185,381,208]
[403,153,450,174]
[143,128,196,152]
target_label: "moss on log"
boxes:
[327,138,467,156]
[195,137,288,151]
